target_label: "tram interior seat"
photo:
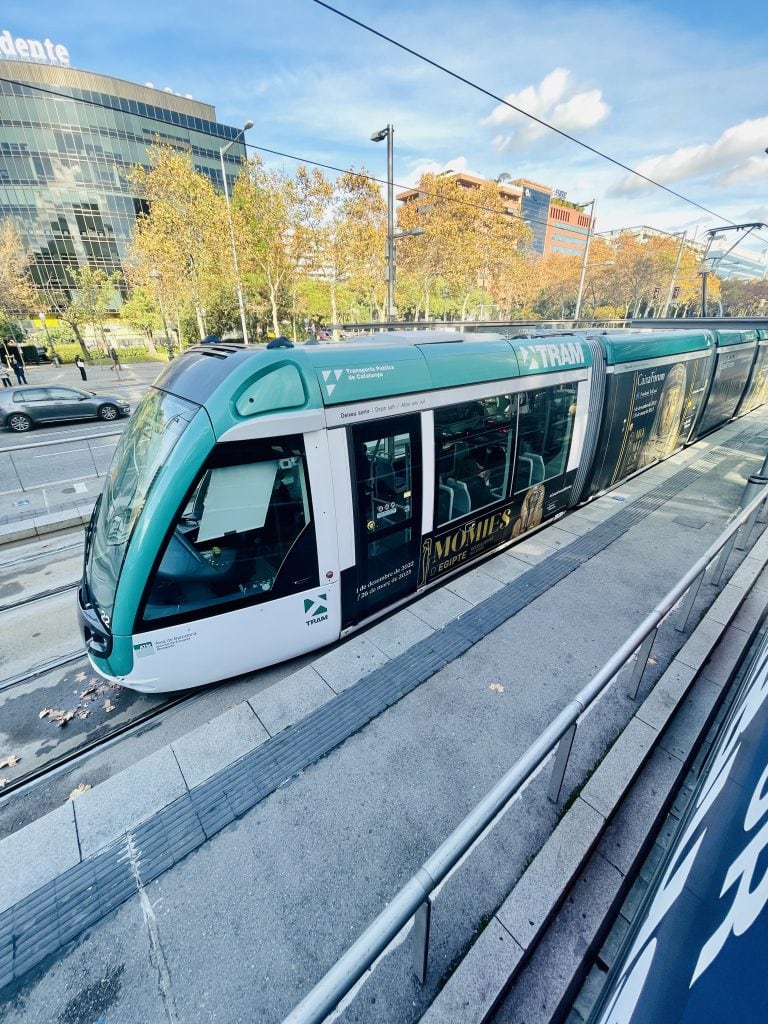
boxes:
[438,483,454,522]
[446,478,471,517]
[527,452,545,484]
[514,455,533,491]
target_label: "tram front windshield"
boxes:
[85,389,198,628]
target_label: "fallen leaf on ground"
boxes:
[489,683,505,694]
[0,755,19,769]
[74,671,87,682]
[103,700,116,713]
[68,783,92,800]
[0,778,8,788]
[40,709,76,727]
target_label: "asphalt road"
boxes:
[0,361,162,524]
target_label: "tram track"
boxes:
[0,539,82,571]
[0,579,78,615]
[0,649,85,695]
[0,689,194,801]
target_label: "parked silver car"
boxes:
[0,385,130,432]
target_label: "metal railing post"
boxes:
[627,629,656,699]
[8,452,25,492]
[412,898,432,983]
[547,721,577,803]
[86,440,100,478]
[675,570,704,632]
[738,474,768,546]
[712,532,737,586]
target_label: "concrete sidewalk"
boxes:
[1,411,768,1024]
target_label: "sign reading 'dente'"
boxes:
[0,30,70,65]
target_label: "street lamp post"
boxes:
[220,120,253,344]
[371,124,395,322]
[573,199,596,322]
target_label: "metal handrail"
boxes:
[282,477,768,1024]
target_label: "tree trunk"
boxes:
[72,323,91,362]
[194,303,206,340]
[269,284,280,336]
[330,278,339,328]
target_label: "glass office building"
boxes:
[0,59,246,298]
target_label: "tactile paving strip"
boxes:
[0,436,758,993]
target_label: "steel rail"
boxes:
[0,650,85,695]
[281,478,768,1024]
[0,579,78,614]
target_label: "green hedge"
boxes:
[51,343,169,364]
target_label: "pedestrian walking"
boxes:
[75,355,87,382]
[11,357,27,385]
[109,346,122,375]
[0,362,11,387]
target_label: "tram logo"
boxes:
[304,594,329,625]
[320,369,344,397]
[133,640,154,658]
[518,342,584,371]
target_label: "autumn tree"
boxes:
[44,266,119,360]
[128,144,232,340]
[328,169,387,322]
[231,158,301,337]
[531,252,582,318]
[721,277,768,317]
[0,219,35,324]
[119,286,161,352]
[396,173,461,320]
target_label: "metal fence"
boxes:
[281,473,768,1024]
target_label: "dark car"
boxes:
[0,385,130,432]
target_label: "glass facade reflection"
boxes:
[515,179,552,257]
[0,60,246,297]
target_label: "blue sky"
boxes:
[4,0,768,259]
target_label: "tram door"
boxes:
[350,415,422,620]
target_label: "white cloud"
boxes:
[483,68,610,152]
[610,116,768,194]
[399,156,471,188]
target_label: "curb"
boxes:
[0,506,94,545]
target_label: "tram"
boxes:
[78,327,768,692]
[586,626,768,1024]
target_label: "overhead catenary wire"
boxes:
[1,65,761,257]
[313,0,768,246]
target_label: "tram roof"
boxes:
[156,331,593,415]
[154,328,719,424]
[587,328,714,364]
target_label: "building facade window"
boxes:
[0,61,245,300]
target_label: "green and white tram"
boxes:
[77,327,757,692]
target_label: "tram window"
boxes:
[359,431,413,532]
[513,384,577,494]
[434,394,517,525]
[141,439,316,623]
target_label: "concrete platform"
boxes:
[1,410,768,1023]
